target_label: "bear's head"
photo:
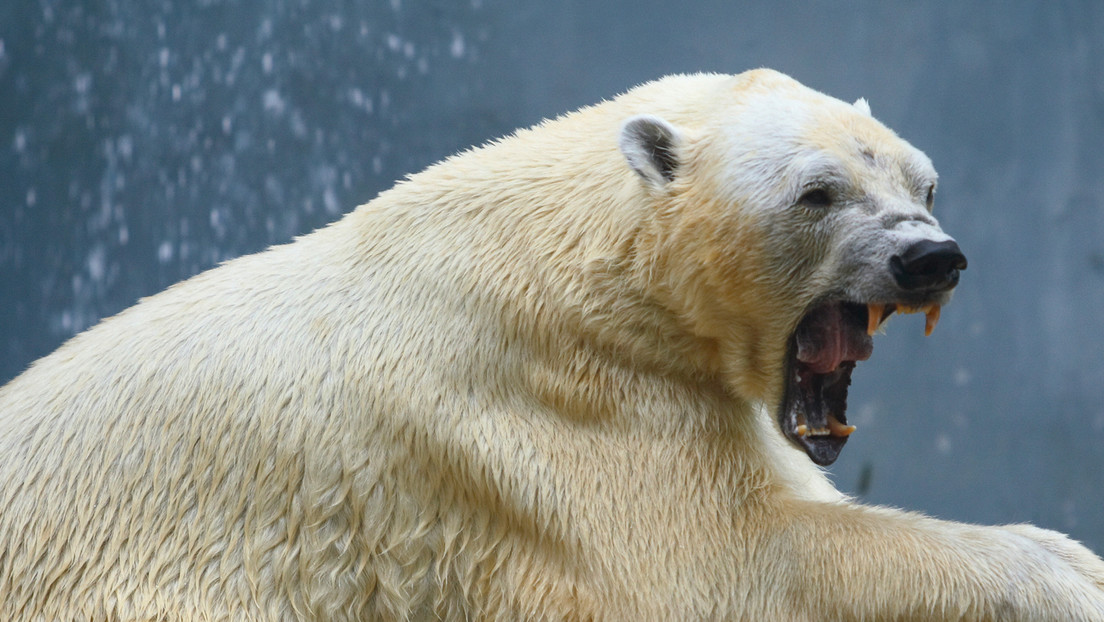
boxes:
[619,70,966,465]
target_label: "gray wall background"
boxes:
[3,1,1103,550]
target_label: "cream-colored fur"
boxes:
[2,69,1102,620]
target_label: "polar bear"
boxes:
[1,69,1102,620]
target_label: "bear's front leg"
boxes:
[759,498,1104,621]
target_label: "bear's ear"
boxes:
[619,115,682,187]
[853,97,871,116]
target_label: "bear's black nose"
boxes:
[890,239,968,292]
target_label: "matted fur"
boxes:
[2,70,1102,620]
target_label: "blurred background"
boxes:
[2,1,1102,549]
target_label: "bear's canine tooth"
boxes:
[924,304,941,337]
[827,414,857,437]
[796,424,808,437]
[866,303,884,336]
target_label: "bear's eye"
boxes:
[798,187,833,209]
[925,184,935,210]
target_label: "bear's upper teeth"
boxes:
[865,302,941,337]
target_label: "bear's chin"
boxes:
[778,301,873,466]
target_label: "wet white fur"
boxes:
[1,69,1102,620]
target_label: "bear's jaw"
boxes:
[778,301,945,465]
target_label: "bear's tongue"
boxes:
[794,303,873,373]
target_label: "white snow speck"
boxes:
[209,208,230,239]
[117,135,133,159]
[25,188,36,206]
[386,34,401,52]
[159,48,170,67]
[935,434,952,455]
[86,245,106,282]
[290,111,307,138]
[323,187,339,214]
[953,367,971,387]
[262,52,273,74]
[13,129,26,152]
[158,241,173,263]
[262,89,285,115]
[74,73,92,94]
[450,31,465,59]
[171,84,181,101]
[348,87,373,113]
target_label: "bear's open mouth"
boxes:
[779,300,942,466]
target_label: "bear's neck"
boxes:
[340,142,745,435]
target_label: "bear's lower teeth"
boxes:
[796,414,856,438]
